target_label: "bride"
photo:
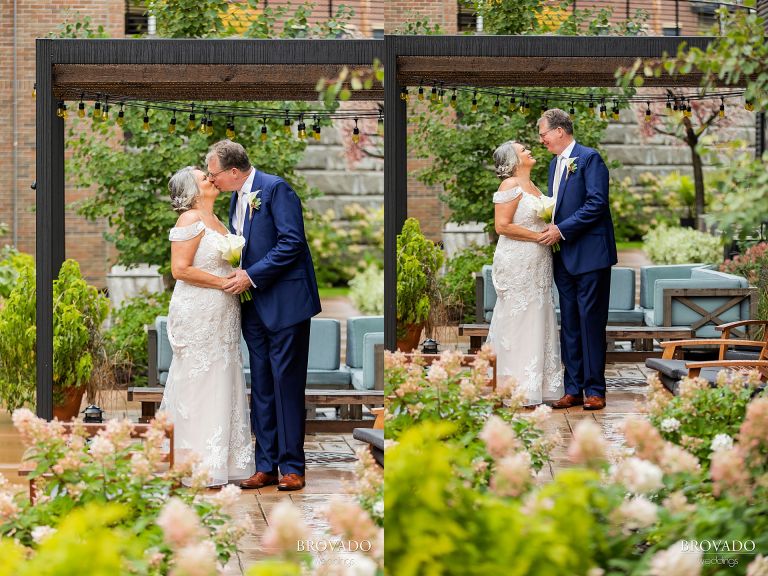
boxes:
[486,141,564,406]
[161,166,255,486]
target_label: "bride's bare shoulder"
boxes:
[498,177,520,192]
[175,210,202,228]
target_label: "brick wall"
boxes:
[384,0,458,34]
[1,0,124,287]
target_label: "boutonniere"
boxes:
[564,157,578,177]
[245,190,261,219]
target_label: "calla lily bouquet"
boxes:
[535,196,560,252]
[216,233,252,302]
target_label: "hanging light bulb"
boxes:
[199,113,208,135]
[32,83,37,100]
[569,101,575,116]
[377,113,384,137]
[352,117,360,144]
[226,116,236,139]
[611,100,620,121]
[400,87,409,102]
[666,97,672,112]
[684,99,692,118]
[672,98,679,113]
[297,115,307,140]
[438,84,446,105]
[260,118,268,142]
[417,84,424,101]
[116,103,125,127]
[599,98,607,120]
[471,91,478,113]
[92,98,102,121]
[56,101,67,119]
[520,97,529,116]
[588,96,595,116]
[102,98,109,121]
[142,106,150,132]
[430,85,438,103]
[283,110,292,134]
[312,115,321,141]
[168,110,177,134]
[493,96,500,114]
[745,100,755,112]
[450,90,457,108]
[187,106,196,131]
[719,97,725,118]
[78,96,86,118]
[206,116,214,135]
[644,102,652,123]
[508,94,517,113]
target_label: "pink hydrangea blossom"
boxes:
[568,420,607,467]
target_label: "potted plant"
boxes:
[396,218,444,351]
[0,257,109,419]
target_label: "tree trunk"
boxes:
[683,116,706,231]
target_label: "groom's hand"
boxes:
[223,270,253,294]
[538,224,562,246]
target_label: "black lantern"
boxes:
[82,404,103,423]
[421,338,439,355]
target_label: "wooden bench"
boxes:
[127,387,385,434]
[458,323,694,361]
[18,422,174,502]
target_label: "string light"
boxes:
[102,97,110,121]
[745,100,754,112]
[430,84,438,103]
[199,112,208,134]
[168,110,177,134]
[312,115,321,141]
[672,98,679,113]
[206,116,214,135]
[450,89,457,108]
[56,101,68,119]
[352,117,360,144]
[116,103,125,126]
[142,106,150,131]
[644,101,652,123]
[493,95,500,114]
[226,116,236,139]
[92,98,102,121]
[78,95,86,118]
[719,97,725,118]
[32,83,37,100]
[400,87,409,102]
[569,101,575,116]
[417,84,424,101]
[471,91,478,113]
[599,98,607,120]
[187,106,196,131]
[260,117,268,142]
[611,99,620,121]
[684,99,692,118]
[377,112,384,136]
[508,94,517,113]
[665,96,672,112]
[588,97,595,115]
[283,110,292,135]
[297,114,307,140]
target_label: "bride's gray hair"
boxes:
[493,140,521,180]
[168,166,201,213]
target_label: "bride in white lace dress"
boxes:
[160,166,255,486]
[486,141,564,406]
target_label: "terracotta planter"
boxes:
[53,386,85,421]
[397,323,424,352]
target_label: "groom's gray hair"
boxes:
[493,140,521,180]
[168,166,201,213]
[538,108,573,135]
[206,139,251,172]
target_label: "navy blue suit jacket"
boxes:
[229,170,321,331]
[548,142,617,275]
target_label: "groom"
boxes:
[206,140,321,490]
[537,109,617,411]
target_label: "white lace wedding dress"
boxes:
[486,187,564,405]
[160,220,255,486]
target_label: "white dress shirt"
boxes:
[235,168,256,236]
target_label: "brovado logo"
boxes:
[297,539,372,552]
[681,540,756,553]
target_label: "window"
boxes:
[125,0,148,36]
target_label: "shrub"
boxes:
[348,263,384,315]
[643,224,724,265]
[439,243,495,323]
[0,248,34,300]
[105,291,172,387]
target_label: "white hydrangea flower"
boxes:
[710,433,734,453]
[660,418,681,433]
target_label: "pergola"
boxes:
[36,35,718,419]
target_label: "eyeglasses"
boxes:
[538,127,558,138]
[206,168,228,180]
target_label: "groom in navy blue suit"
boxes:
[206,140,321,490]
[537,110,617,411]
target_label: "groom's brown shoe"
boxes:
[239,471,278,489]
[583,396,607,411]
[277,473,306,491]
[550,394,584,409]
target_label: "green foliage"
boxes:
[349,263,384,315]
[147,0,229,38]
[643,224,724,265]
[396,219,443,334]
[707,151,768,240]
[0,258,109,412]
[105,291,172,387]
[48,12,107,38]
[438,244,495,322]
[465,0,550,35]
[0,504,146,576]
[721,242,768,322]
[384,422,630,576]
[389,12,444,35]
[0,247,34,299]
[305,205,383,287]
[241,0,355,39]
[649,376,761,467]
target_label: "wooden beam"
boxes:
[53,64,382,101]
